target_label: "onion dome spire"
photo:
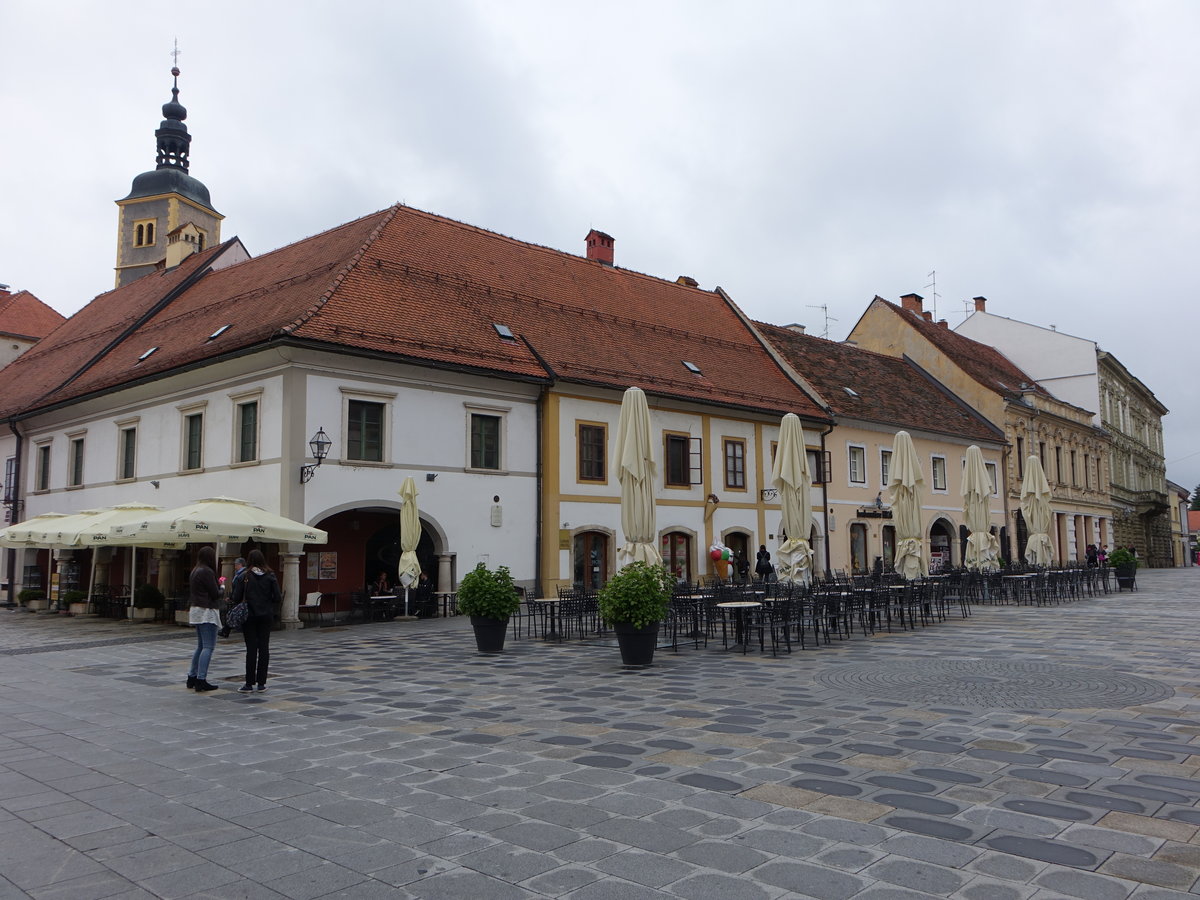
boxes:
[155,65,191,172]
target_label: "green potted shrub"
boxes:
[1107,547,1138,591]
[598,561,673,667]
[61,589,89,616]
[17,588,45,610]
[132,583,165,621]
[456,563,520,652]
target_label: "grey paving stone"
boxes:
[402,868,538,899]
[492,820,589,852]
[673,839,771,874]
[877,833,984,868]
[863,856,969,895]
[983,833,1104,869]
[588,818,699,853]
[1059,823,1163,856]
[813,844,887,872]
[593,849,696,887]
[457,844,561,881]
[736,825,831,858]
[562,876,675,900]
[801,816,891,846]
[670,871,774,900]
[957,876,1036,900]
[1035,865,1136,900]
[750,860,872,899]
[523,865,602,895]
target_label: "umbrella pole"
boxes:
[86,551,98,615]
[404,586,409,617]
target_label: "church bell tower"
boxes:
[114,62,222,287]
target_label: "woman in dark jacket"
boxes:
[186,545,222,692]
[232,548,281,692]
[755,545,774,582]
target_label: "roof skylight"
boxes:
[843,386,859,397]
[137,347,158,362]
[683,361,702,374]
[208,324,232,341]
[493,323,515,341]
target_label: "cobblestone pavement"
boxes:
[1,570,1199,899]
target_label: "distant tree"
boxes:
[1192,485,1200,511]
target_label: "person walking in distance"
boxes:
[186,546,222,692]
[233,549,281,693]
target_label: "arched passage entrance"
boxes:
[929,519,954,572]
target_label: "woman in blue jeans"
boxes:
[186,545,222,692]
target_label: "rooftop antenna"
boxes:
[924,269,940,321]
[806,304,838,339]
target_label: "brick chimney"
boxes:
[900,293,924,314]
[676,275,699,287]
[937,319,949,329]
[585,229,614,266]
[785,323,806,334]
[922,311,933,322]
[973,296,987,312]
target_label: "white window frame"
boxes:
[115,416,139,483]
[67,432,87,489]
[33,441,51,493]
[931,455,947,492]
[464,402,510,474]
[985,461,998,495]
[340,388,396,466]
[178,400,208,473]
[880,448,892,488]
[848,444,867,485]
[230,389,263,467]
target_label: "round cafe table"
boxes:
[717,601,761,654]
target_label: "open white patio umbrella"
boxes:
[962,445,1000,570]
[888,431,928,580]
[614,387,662,568]
[397,476,421,615]
[772,413,814,584]
[111,497,328,545]
[1020,455,1054,566]
[0,512,72,547]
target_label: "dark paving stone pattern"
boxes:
[1,569,1198,900]
[813,657,1173,708]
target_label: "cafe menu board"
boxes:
[306,552,338,581]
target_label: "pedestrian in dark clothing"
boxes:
[186,546,222,692]
[232,549,281,693]
[736,551,750,583]
[755,545,774,582]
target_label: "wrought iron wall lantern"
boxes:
[300,427,331,484]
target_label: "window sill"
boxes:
[230,460,260,469]
[179,468,206,475]
[465,466,507,476]
[342,458,390,468]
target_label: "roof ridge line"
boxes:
[278,205,401,336]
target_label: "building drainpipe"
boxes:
[5,417,24,606]
[520,336,557,599]
[819,420,834,578]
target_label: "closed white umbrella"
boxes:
[962,445,1000,570]
[1020,455,1054,566]
[614,387,662,568]
[111,496,327,545]
[397,476,421,615]
[772,413,814,584]
[888,431,928,580]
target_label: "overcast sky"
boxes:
[3,0,1197,494]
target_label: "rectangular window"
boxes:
[184,413,203,470]
[1070,450,1078,486]
[1055,446,1063,484]
[578,423,606,482]
[35,444,50,491]
[985,462,998,495]
[1016,437,1024,478]
[347,400,384,462]
[931,455,947,491]
[470,414,501,470]
[1084,453,1091,489]
[723,439,746,490]
[880,449,892,487]
[119,427,137,480]
[237,401,258,463]
[4,457,16,505]
[1038,441,1046,465]
[665,434,690,486]
[848,445,866,484]
[68,437,84,487]
[807,449,821,486]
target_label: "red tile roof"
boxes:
[1,205,830,422]
[757,323,1004,443]
[0,290,65,341]
[870,298,1049,403]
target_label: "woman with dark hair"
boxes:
[232,548,281,693]
[755,544,774,582]
[186,545,222,692]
